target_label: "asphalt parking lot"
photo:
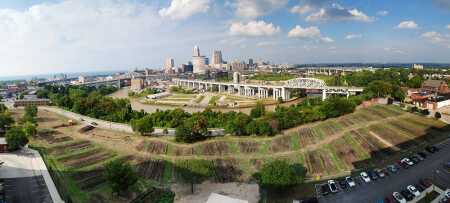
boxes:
[3,176,52,203]
[318,139,450,203]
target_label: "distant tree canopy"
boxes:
[104,160,138,196]
[259,160,307,189]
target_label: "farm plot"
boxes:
[313,121,342,137]
[304,149,339,176]
[368,124,416,149]
[239,141,260,154]
[349,129,393,159]
[196,141,230,156]
[173,147,194,156]
[297,127,319,148]
[328,137,366,171]
[48,140,93,155]
[36,130,74,144]
[136,140,168,155]
[270,135,292,153]
[71,169,106,190]
[63,151,115,169]
[213,159,242,182]
[136,159,167,182]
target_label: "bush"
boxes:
[259,160,306,189]
[435,112,442,119]
[104,160,138,196]
[5,127,29,151]
[421,109,430,115]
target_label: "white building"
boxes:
[192,46,209,74]
[164,58,174,74]
[412,64,424,70]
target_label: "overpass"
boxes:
[173,78,364,101]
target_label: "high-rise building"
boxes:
[212,50,223,65]
[193,45,200,57]
[192,46,208,74]
[164,58,174,74]
[230,60,248,71]
[248,58,254,67]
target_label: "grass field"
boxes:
[29,104,450,202]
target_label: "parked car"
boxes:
[398,160,409,169]
[360,172,371,183]
[387,164,399,173]
[401,158,414,166]
[401,190,414,201]
[415,184,425,192]
[425,146,439,153]
[375,168,386,178]
[384,196,397,203]
[393,192,406,203]
[345,176,356,188]
[410,155,421,164]
[368,170,378,180]
[338,179,347,190]
[407,185,421,197]
[320,184,331,196]
[328,180,338,193]
[415,153,425,161]
[417,151,427,159]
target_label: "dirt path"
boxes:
[368,131,401,151]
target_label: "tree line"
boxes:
[1,104,38,151]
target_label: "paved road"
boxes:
[319,139,450,203]
[0,148,64,203]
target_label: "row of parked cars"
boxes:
[319,145,440,197]
[383,179,433,203]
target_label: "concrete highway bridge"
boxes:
[173,78,364,101]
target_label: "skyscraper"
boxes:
[212,50,222,65]
[164,57,174,74]
[192,45,208,74]
[193,45,200,57]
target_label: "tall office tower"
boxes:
[192,45,208,74]
[193,45,200,57]
[248,58,254,67]
[164,58,174,74]
[212,50,223,65]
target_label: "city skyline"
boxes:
[1,0,450,77]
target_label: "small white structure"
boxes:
[146,92,171,99]
[206,193,248,203]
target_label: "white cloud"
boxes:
[397,21,419,29]
[229,21,280,37]
[447,24,450,29]
[0,0,221,76]
[232,0,288,19]
[290,5,312,14]
[306,4,373,22]
[159,0,210,20]
[422,31,450,48]
[345,33,362,39]
[377,10,389,16]
[288,25,333,43]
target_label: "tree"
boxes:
[259,160,306,189]
[175,116,208,143]
[250,102,266,118]
[0,113,14,134]
[22,122,37,137]
[104,160,138,196]
[435,112,442,119]
[130,116,154,136]
[176,160,213,194]
[225,113,251,136]
[5,127,29,151]
[23,105,38,124]
[319,97,356,118]
[364,80,393,98]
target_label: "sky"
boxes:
[0,0,450,77]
